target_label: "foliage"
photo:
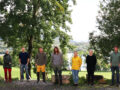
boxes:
[89,0,120,71]
[0,56,3,65]
[0,0,76,70]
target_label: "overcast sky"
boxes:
[68,0,100,42]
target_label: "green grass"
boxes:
[0,65,112,81]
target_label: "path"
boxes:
[0,80,119,90]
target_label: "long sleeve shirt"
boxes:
[110,52,120,66]
[35,52,47,65]
[72,56,82,70]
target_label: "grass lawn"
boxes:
[0,65,112,81]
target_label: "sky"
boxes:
[69,0,100,42]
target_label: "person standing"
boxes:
[19,47,30,82]
[72,51,82,86]
[35,47,47,83]
[86,49,97,86]
[3,49,12,82]
[110,46,120,86]
[51,47,63,85]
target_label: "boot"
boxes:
[42,72,46,82]
[59,75,62,85]
[54,75,58,85]
[37,72,40,83]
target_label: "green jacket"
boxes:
[110,52,120,66]
[35,52,47,65]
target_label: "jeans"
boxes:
[20,64,29,80]
[54,68,62,84]
[111,66,119,84]
[72,70,79,84]
[4,68,12,82]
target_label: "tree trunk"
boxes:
[27,35,33,77]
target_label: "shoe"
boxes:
[116,84,119,87]
[37,80,39,83]
[20,79,23,82]
[73,84,76,86]
[27,79,30,82]
[54,82,58,85]
[76,84,78,86]
[110,83,114,86]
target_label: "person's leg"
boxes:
[91,70,94,85]
[75,70,79,84]
[111,66,115,85]
[25,64,29,80]
[20,64,24,80]
[8,68,12,82]
[116,66,119,85]
[42,65,46,82]
[4,68,8,82]
[54,68,58,84]
[72,70,76,84]
[37,65,40,83]
[87,69,91,85]
[28,63,31,77]
[58,69,62,85]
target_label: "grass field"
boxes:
[0,65,112,81]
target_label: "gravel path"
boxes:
[0,80,119,90]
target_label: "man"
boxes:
[71,51,82,86]
[19,47,30,82]
[110,46,120,86]
[35,47,47,83]
[86,49,97,86]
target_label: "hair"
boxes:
[54,46,60,54]
[39,47,43,49]
[89,49,93,52]
[74,51,77,53]
[114,46,118,48]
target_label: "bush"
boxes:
[0,56,3,65]
[69,74,87,85]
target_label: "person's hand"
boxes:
[110,63,112,67]
[119,64,120,68]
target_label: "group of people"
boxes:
[2,46,120,86]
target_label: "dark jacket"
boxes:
[86,55,97,71]
[3,54,12,68]
[35,52,47,65]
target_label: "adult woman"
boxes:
[72,51,82,86]
[51,47,63,85]
[3,49,12,82]
[86,49,97,86]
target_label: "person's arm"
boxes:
[86,56,88,64]
[19,53,21,65]
[110,54,112,67]
[79,57,82,68]
[61,53,64,66]
[9,55,12,64]
[51,53,54,66]
[19,59,21,65]
[44,53,47,65]
[119,53,120,67]
[94,55,97,66]
[35,54,38,66]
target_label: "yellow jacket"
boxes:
[72,56,82,70]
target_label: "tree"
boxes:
[89,0,120,71]
[0,0,76,74]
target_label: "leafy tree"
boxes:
[89,0,120,71]
[0,0,76,74]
